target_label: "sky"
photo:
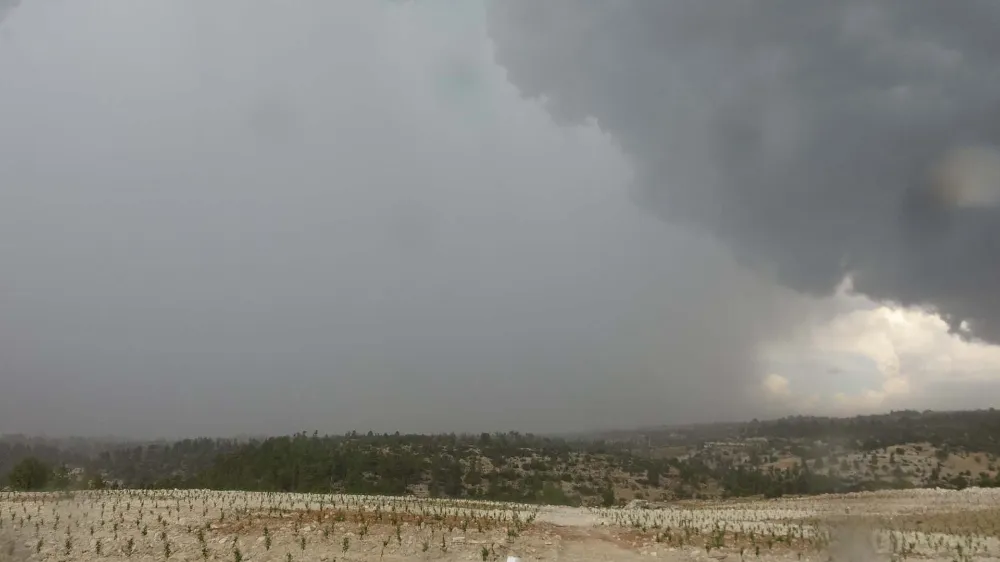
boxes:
[0,0,998,439]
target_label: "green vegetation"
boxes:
[5,457,49,491]
[3,409,1000,502]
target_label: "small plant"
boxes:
[164,540,172,558]
[300,535,306,551]
[96,537,103,556]
[482,545,490,561]
[381,536,391,559]
[342,536,350,553]
[125,537,135,557]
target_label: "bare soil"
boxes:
[3,488,1000,561]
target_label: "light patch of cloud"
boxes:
[764,285,1000,414]
[762,373,791,398]
[760,372,822,415]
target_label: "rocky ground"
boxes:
[3,488,1000,562]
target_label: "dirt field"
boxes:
[3,488,1000,562]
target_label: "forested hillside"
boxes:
[5,409,1000,504]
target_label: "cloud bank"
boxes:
[487,1,1000,342]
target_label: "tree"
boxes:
[52,464,71,490]
[647,467,660,487]
[7,457,50,490]
[601,485,616,507]
[89,473,107,490]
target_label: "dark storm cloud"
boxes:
[486,1,1000,342]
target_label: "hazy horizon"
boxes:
[4,406,989,443]
[2,0,999,439]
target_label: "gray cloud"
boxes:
[0,0,17,24]
[487,0,1000,342]
[0,0,816,438]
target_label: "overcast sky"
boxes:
[1,0,998,439]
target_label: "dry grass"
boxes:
[852,507,1000,537]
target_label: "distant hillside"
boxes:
[4,409,1000,503]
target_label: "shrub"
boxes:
[6,457,50,491]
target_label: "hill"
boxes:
[3,409,1000,504]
